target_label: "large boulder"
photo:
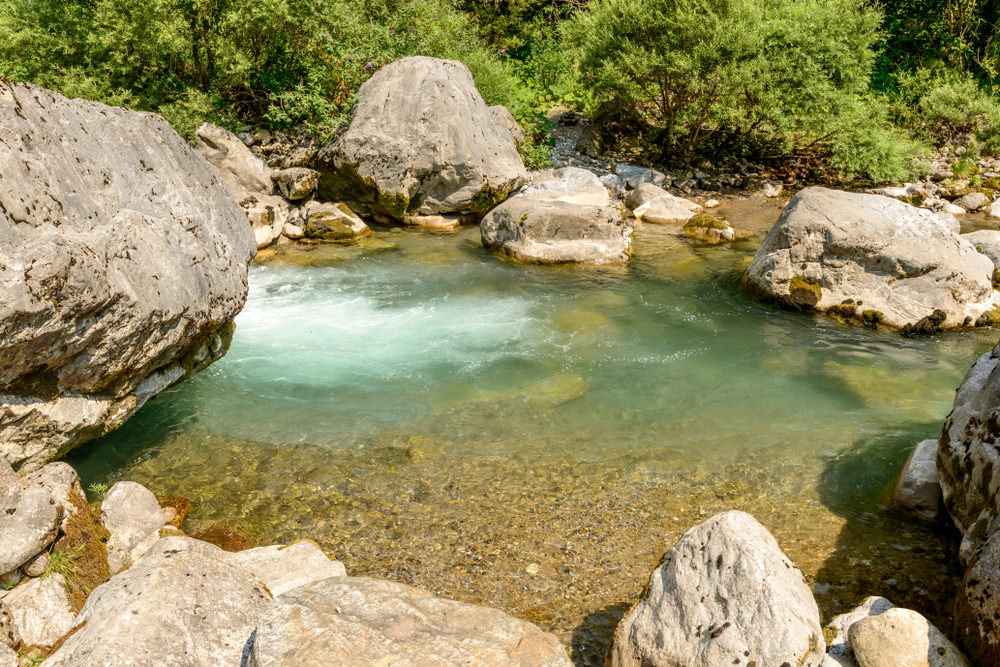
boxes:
[955,528,1000,664]
[44,537,272,666]
[245,576,573,666]
[481,197,632,265]
[938,338,1000,562]
[0,81,255,471]
[962,229,1000,271]
[608,511,824,667]
[0,486,60,577]
[316,56,526,220]
[743,187,998,331]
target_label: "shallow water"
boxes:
[69,200,996,664]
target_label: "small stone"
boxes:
[526,562,540,575]
[889,439,943,522]
[274,167,320,201]
[848,607,969,667]
[22,551,49,578]
[825,596,894,658]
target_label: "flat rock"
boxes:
[245,576,572,666]
[848,607,968,667]
[481,197,632,265]
[0,487,60,576]
[889,439,943,522]
[232,541,347,597]
[317,56,526,220]
[45,537,272,667]
[3,574,77,647]
[194,122,274,198]
[519,167,611,207]
[0,82,255,471]
[101,481,165,574]
[825,596,894,662]
[743,187,998,331]
[608,510,824,667]
[274,167,319,201]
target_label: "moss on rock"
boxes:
[786,275,822,310]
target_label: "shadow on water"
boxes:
[813,421,963,633]
[570,602,632,666]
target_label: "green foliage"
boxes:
[86,481,109,500]
[564,0,881,158]
[827,96,927,182]
[43,543,89,595]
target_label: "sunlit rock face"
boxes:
[0,80,255,471]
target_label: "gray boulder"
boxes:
[614,164,668,189]
[245,576,572,666]
[481,197,633,265]
[317,56,526,220]
[45,537,272,666]
[938,339,1000,562]
[743,187,998,331]
[955,528,1000,664]
[0,486,60,576]
[962,229,1000,270]
[608,511,824,667]
[3,574,76,647]
[21,462,85,532]
[101,481,165,574]
[625,183,700,225]
[954,191,989,212]
[848,608,968,667]
[889,439,943,522]
[274,167,319,201]
[0,82,255,472]
[491,104,524,146]
[194,122,274,199]
[519,167,611,207]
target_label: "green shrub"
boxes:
[564,0,881,158]
[828,97,927,182]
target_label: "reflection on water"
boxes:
[68,206,994,665]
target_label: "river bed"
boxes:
[68,198,997,664]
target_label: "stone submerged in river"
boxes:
[743,187,998,331]
[607,510,825,667]
[317,56,526,220]
[245,576,573,667]
[0,82,255,472]
[683,213,735,244]
[481,196,633,265]
[848,608,969,667]
[889,439,943,523]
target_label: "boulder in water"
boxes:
[0,82,254,471]
[743,187,998,331]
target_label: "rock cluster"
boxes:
[0,81,255,472]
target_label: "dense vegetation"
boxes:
[2,0,1000,181]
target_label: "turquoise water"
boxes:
[67,209,996,663]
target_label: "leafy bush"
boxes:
[828,96,928,182]
[564,0,881,159]
[0,0,542,149]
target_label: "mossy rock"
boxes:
[976,305,1000,327]
[826,300,858,320]
[785,275,822,310]
[861,309,884,328]
[684,213,730,232]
